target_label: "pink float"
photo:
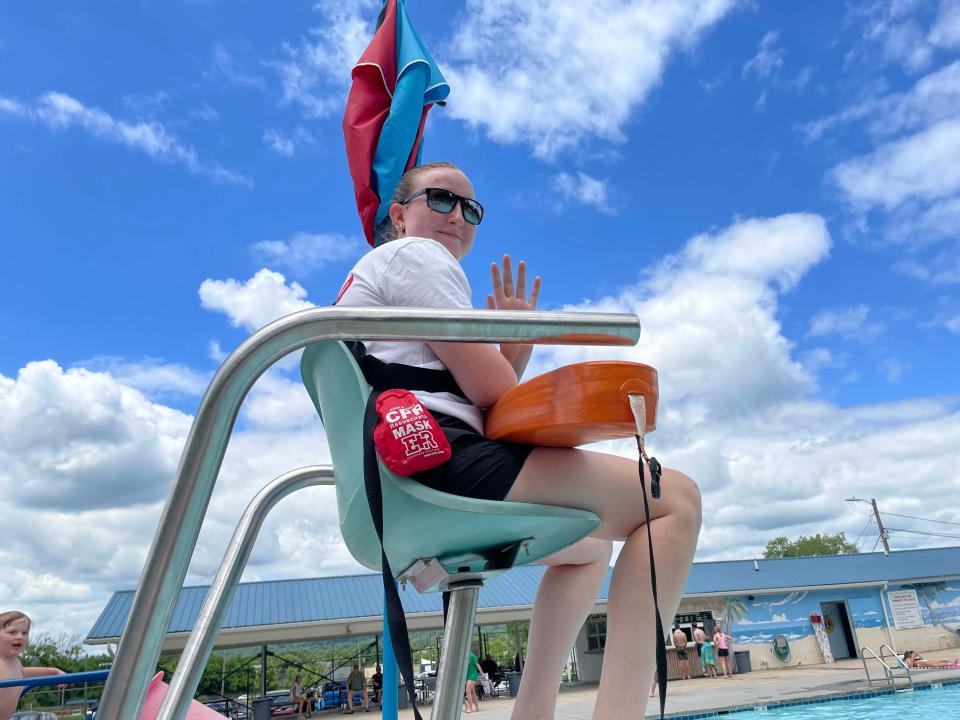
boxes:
[139,672,225,719]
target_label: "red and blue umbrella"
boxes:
[343,0,449,246]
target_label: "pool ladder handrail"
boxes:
[861,643,913,691]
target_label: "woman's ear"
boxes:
[388,202,405,233]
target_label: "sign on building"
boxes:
[887,589,924,629]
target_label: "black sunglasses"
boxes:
[400,188,484,226]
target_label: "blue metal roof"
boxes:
[87,546,960,641]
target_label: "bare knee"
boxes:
[663,468,702,530]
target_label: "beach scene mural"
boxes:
[723,585,960,646]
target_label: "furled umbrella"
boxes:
[343,0,450,246]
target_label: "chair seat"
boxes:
[300,341,600,580]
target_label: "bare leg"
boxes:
[503,447,701,720]
[509,537,612,719]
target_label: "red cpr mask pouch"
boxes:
[373,389,451,475]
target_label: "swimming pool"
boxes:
[728,681,959,720]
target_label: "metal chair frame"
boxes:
[92,306,640,720]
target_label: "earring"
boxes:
[395,225,404,233]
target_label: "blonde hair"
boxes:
[0,610,31,630]
[379,161,464,244]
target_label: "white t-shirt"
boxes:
[335,236,485,433]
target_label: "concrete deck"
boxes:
[384,649,960,719]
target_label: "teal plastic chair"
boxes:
[301,341,600,720]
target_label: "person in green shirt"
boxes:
[464,649,483,714]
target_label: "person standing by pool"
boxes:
[713,627,733,678]
[692,623,708,675]
[463,648,482,714]
[672,626,692,679]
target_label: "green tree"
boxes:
[763,532,859,558]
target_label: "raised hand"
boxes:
[487,254,541,312]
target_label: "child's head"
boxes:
[1,611,32,658]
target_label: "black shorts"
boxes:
[717,648,729,657]
[412,411,534,501]
[676,648,688,660]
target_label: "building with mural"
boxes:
[573,546,960,680]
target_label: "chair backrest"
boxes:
[300,341,382,570]
[301,340,601,581]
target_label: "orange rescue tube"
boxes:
[484,361,658,447]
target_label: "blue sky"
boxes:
[2,1,959,641]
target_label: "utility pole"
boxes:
[847,496,891,556]
[871,498,891,556]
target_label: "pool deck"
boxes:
[388,649,960,719]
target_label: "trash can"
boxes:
[252,696,273,720]
[397,685,409,709]
[734,650,752,674]
[506,671,522,697]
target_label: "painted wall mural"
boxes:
[725,583,960,646]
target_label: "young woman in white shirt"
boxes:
[336,161,701,720]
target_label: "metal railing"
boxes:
[861,643,913,691]
[95,306,641,720]
[157,466,334,720]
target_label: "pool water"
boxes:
[732,683,959,720]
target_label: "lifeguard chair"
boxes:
[93,306,650,720]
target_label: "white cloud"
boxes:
[442,0,741,157]
[0,361,191,512]
[518,213,960,561]
[0,358,354,640]
[801,347,847,374]
[262,126,316,158]
[930,0,960,49]
[250,232,364,275]
[268,0,378,118]
[0,91,251,187]
[848,0,938,73]
[263,0,739,156]
[263,129,295,157]
[802,61,960,141]
[199,268,315,332]
[742,31,784,81]
[551,171,612,213]
[79,356,210,399]
[831,119,960,210]
[807,304,881,340]
[205,43,267,90]
[673,213,830,292]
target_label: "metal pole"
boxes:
[157,467,334,720]
[880,582,897,652]
[383,597,397,720]
[431,581,481,720]
[871,498,891,556]
[260,646,267,698]
[95,307,640,719]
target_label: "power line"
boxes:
[872,535,883,552]
[881,511,960,527]
[853,513,875,549]
[885,526,960,540]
